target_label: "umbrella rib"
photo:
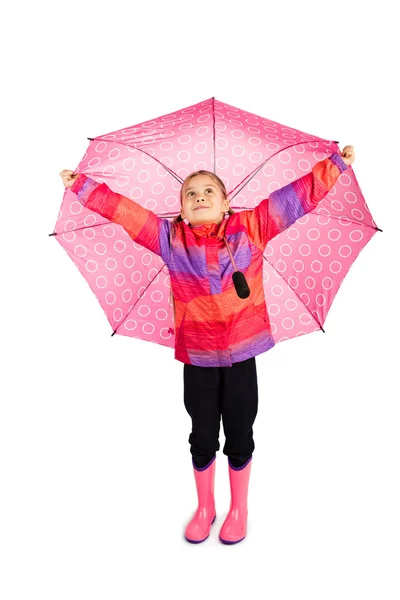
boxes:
[262,254,324,332]
[111,264,168,336]
[227,140,332,200]
[49,221,109,236]
[261,216,381,334]
[212,97,216,174]
[311,212,382,231]
[88,137,185,184]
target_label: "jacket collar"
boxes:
[185,217,237,271]
[187,218,228,240]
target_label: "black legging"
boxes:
[183,357,258,469]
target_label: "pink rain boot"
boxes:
[219,457,252,545]
[184,456,217,544]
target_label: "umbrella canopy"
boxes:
[51,97,380,350]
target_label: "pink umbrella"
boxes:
[51,97,381,351]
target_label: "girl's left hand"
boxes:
[340,145,355,166]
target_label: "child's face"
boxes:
[181,174,230,226]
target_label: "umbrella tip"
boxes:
[111,330,117,336]
[376,227,383,232]
[321,327,325,333]
[48,232,57,236]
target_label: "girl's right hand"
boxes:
[59,169,80,188]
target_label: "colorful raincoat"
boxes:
[71,151,347,367]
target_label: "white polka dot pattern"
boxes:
[54,98,379,349]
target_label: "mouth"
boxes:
[194,206,209,211]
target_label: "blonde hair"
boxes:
[169,170,235,330]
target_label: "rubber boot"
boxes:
[219,456,252,545]
[184,456,217,544]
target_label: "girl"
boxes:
[60,144,355,545]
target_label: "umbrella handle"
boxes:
[223,235,250,298]
[232,270,250,299]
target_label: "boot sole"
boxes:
[219,535,245,545]
[184,515,216,544]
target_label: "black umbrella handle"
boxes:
[232,271,250,299]
[223,234,250,298]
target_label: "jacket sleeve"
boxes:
[243,152,348,250]
[71,174,172,266]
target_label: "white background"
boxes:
[1,0,399,598]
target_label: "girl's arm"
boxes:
[71,174,172,265]
[243,151,348,251]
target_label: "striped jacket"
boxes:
[71,152,348,367]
